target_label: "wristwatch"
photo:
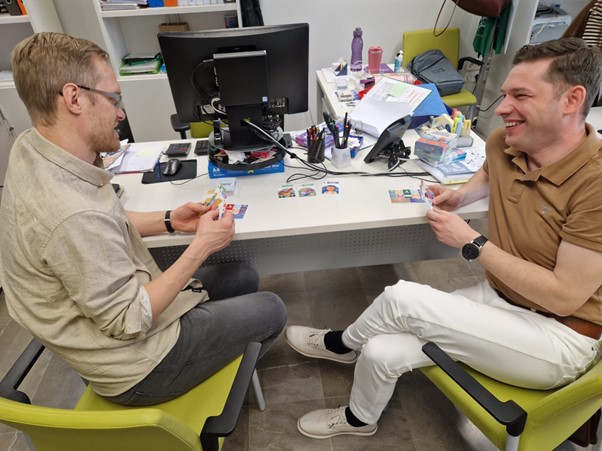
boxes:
[164,210,175,233]
[461,235,488,261]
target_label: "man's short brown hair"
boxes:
[513,38,602,117]
[12,32,109,126]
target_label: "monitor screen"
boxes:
[158,23,309,150]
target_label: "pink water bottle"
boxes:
[368,46,383,74]
[350,27,363,72]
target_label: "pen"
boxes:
[157,161,161,180]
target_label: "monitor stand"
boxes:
[208,122,285,152]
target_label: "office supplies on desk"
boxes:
[364,115,412,168]
[306,125,326,163]
[163,158,182,176]
[107,142,164,174]
[142,159,197,184]
[165,142,191,157]
[349,77,430,137]
[416,146,485,185]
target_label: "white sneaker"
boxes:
[297,406,378,439]
[285,326,358,364]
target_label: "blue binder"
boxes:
[410,83,450,129]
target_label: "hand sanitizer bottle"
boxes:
[394,51,403,73]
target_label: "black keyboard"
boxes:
[165,142,191,157]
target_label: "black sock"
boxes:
[345,407,368,427]
[324,331,352,354]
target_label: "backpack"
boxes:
[408,49,465,96]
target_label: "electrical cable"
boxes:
[477,94,503,113]
[242,118,432,183]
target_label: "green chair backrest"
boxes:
[402,28,461,68]
[190,122,212,139]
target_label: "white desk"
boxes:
[114,129,487,275]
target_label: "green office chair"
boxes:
[171,114,213,139]
[0,339,263,451]
[402,28,481,119]
[421,342,602,451]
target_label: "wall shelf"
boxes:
[0,14,30,25]
[100,4,237,18]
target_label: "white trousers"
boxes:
[342,280,601,424]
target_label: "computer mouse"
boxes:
[163,158,182,176]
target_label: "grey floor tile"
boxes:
[256,361,323,407]
[247,399,332,451]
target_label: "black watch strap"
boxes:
[164,210,175,233]
[473,235,488,248]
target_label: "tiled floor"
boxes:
[0,231,593,449]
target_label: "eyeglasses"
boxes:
[77,85,124,110]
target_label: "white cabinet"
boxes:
[54,0,243,142]
[0,0,62,185]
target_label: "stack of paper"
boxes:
[120,53,162,76]
[349,77,431,137]
[99,0,147,11]
[103,142,164,174]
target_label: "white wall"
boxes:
[259,0,481,131]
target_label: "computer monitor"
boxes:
[158,23,309,150]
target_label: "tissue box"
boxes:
[414,134,458,166]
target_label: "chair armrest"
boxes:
[170,114,190,139]
[458,56,484,70]
[0,339,45,404]
[200,342,261,451]
[422,342,527,437]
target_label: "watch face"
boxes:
[462,243,479,261]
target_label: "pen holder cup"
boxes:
[331,146,352,169]
[307,139,325,163]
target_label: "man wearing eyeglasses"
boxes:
[0,32,287,406]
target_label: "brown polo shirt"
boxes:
[483,125,602,324]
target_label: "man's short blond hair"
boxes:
[12,32,109,126]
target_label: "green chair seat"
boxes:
[421,343,602,450]
[1,339,260,451]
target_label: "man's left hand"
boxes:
[170,202,212,233]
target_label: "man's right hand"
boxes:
[194,208,235,255]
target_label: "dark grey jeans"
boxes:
[105,262,287,406]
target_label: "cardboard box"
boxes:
[159,22,190,32]
[208,159,285,179]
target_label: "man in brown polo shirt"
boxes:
[285,37,602,439]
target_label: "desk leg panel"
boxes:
[149,224,456,275]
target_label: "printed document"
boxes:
[349,78,431,137]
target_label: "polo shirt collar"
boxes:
[503,123,601,185]
[29,128,113,187]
